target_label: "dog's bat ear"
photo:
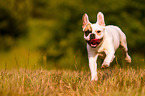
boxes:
[97,12,105,27]
[82,13,90,31]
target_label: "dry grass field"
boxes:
[0,67,144,96]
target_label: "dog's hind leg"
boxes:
[120,32,131,63]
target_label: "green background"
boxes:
[0,0,144,70]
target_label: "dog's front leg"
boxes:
[88,54,98,81]
[101,50,115,69]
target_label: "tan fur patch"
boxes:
[96,32,101,36]
[95,30,101,36]
[84,23,92,31]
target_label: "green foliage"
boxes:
[0,0,145,69]
[0,0,30,50]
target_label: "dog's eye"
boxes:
[97,30,101,33]
[85,30,91,36]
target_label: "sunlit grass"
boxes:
[0,67,144,96]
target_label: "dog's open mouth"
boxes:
[86,38,103,48]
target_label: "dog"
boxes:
[82,12,131,81]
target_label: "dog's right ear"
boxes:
[82,13,90,31]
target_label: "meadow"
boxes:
[0,66,144,96]
[0,1,145,95]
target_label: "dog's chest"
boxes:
[92,43,109,59]
[88,44,107,58]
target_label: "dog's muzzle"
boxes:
[90,34,95,40]
[86,36,103,48]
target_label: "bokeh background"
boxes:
[0,0,144,70]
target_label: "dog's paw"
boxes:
[125,55,131,63]
[101,64,109,69]
[91,74,98,81]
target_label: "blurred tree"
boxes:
[31,0,49,18]
[0,0,30,51]
[0,0,144,69]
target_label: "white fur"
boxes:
[82,12,131,81]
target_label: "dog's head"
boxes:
[82,12,105,48]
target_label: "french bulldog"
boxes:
[82,12,131,81]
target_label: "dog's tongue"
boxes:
[90,39,101,45]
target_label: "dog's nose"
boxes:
[90,34,95,40]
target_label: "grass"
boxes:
[0,67,144,96]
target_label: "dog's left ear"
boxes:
[97,12,105,27]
